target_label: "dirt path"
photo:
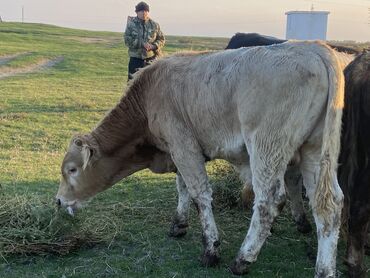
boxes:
[0,56,64,79]
[0,52,30,66]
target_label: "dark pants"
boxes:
[128,56,155,81]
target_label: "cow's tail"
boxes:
[314,44,345,224]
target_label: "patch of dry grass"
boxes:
[0,161,241,259]
[0,193,117,258]
[208,160,243,210]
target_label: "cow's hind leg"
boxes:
[285,165,312,234]
[169,173,191,237]
[346,219,370,278]
[345,172,370,278]
[365,228,370,255]
[234,163,254,209]
[300,143,343,278]
[230,137,289,275]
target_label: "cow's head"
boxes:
[56,134,176,215]
[56,135,106,214]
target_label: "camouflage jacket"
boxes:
[124,17,165,60]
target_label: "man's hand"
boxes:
[143,43,155,51]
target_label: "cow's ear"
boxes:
[81,145,94,170]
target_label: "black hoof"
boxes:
[169,222,188,238]
[200,250,220,267]
[229,258,251,275]
[295,215,312,234]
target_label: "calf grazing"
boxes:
[338,51,370,278]
[56,41,344,277]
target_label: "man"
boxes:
[124,2,165,80]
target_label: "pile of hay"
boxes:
[0,162,242,257]
[208,160,243,210]
[0,194,118,257]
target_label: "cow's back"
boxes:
[144,42,338,158]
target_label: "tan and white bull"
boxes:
[57,41,344,277]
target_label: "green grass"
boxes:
[0,22,368,277]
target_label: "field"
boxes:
[0,22,368,277]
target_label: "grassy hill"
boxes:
[0,22,368,277]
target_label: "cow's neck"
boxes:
[91,89,149,155]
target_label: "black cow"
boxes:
[225,32,286,49]
[338,51,370,278]
[226,32,360,55]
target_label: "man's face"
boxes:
[136,10,149,21]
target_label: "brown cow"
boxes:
[56,41,344,277]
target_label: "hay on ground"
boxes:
[0,194,117,257]
[208,160,243,210]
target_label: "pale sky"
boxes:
[1,0,369,42]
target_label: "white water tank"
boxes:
[285,11,330,40]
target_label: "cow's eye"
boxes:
[68,168,77,175]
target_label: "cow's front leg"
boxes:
[169,173,191,237]
[170,148,220,267]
